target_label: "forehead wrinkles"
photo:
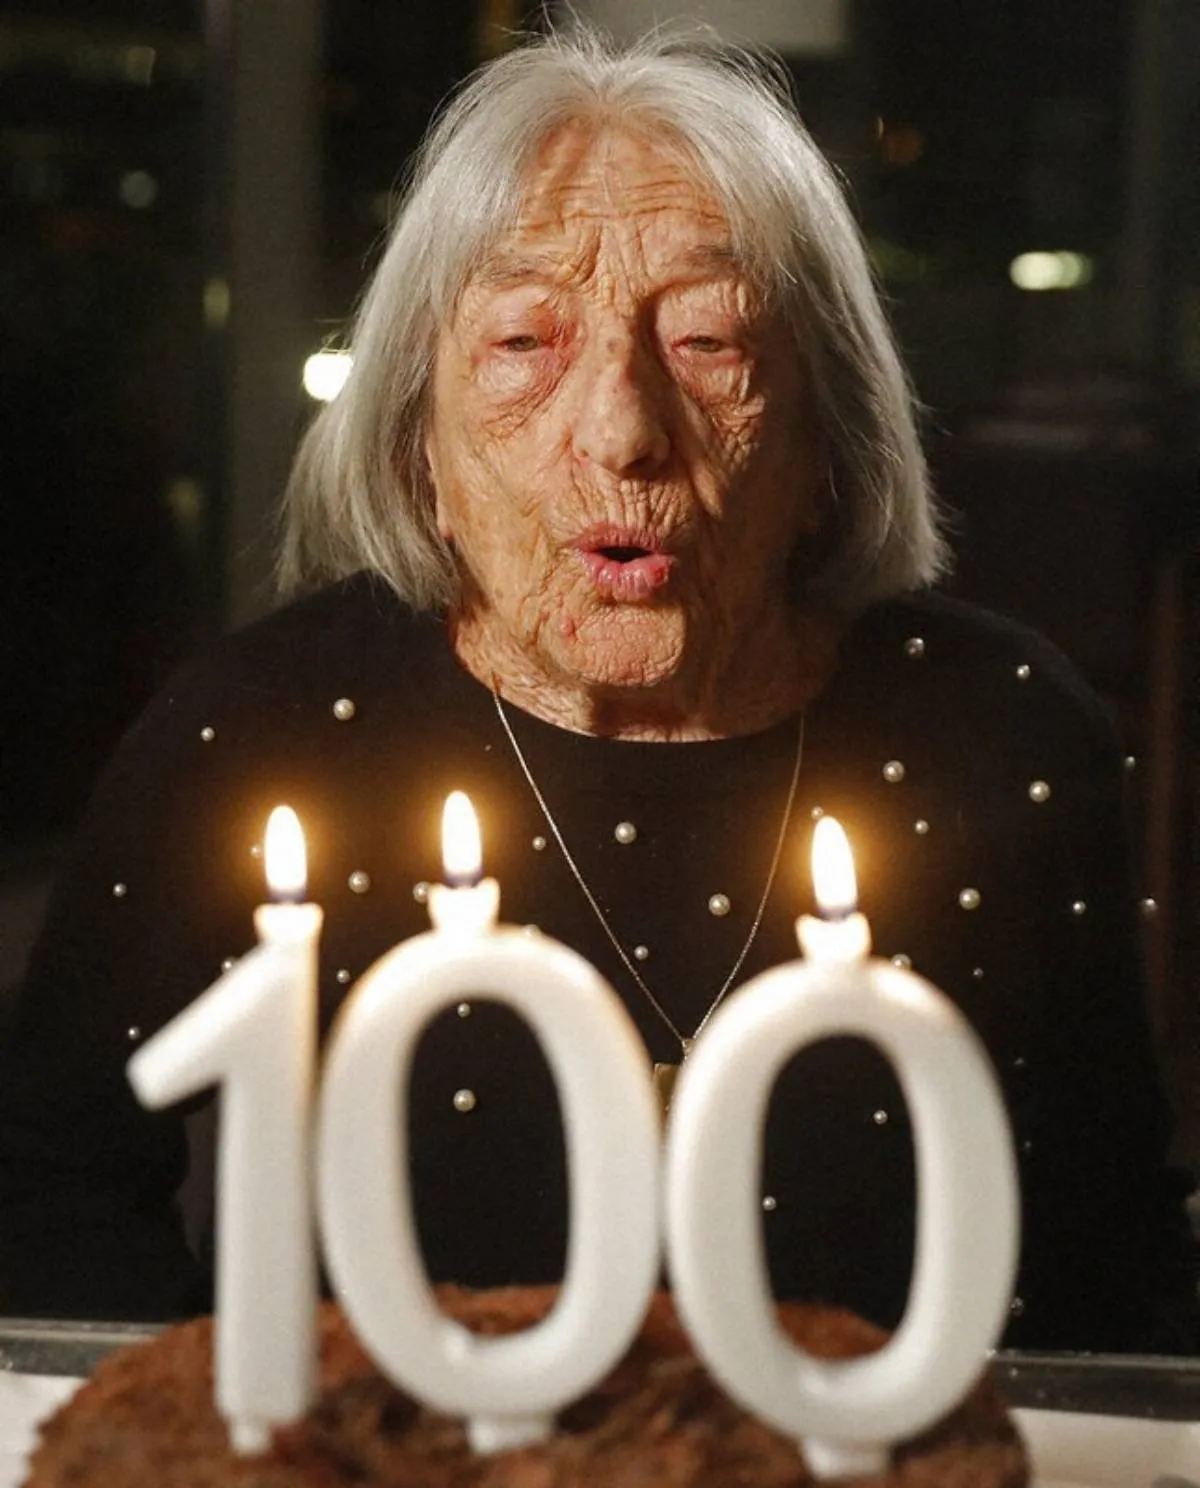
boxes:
[486,126,734,292]
[522,134,722,227]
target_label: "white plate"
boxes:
[0,1374,81,1488]
[1017,1408,1200,1488]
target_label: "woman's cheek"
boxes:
[675,361,762,442]
[669,347,753,407]
[681,390,768,482]
[474,348,564,412]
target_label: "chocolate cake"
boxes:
[25,1287,1027,1486]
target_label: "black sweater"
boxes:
[1,574,1195,1351]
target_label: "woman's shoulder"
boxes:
[122,573,442,739]
[184,571,440,698]
[838,589,1125,768]
[72,574,452,842]
[36,577,454,983]
[851,589,1088,680]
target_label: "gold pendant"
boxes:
[653,1061,681,1117]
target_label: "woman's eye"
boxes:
[680,335,729,353]
[498,334,542,352]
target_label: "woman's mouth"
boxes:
[572,528,676,602]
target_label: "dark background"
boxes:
[1,0,1197,1153]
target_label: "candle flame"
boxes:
[812,816,857,917]
[265,805,307,902]
[442,791,482,885]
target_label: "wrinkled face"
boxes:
[425,124,825,698]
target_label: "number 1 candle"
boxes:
[128,805,323,1455]
[665,817,1019,1480]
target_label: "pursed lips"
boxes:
[570,523,677,602]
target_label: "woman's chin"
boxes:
[545,606,688,696]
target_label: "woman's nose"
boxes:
[572,333,671,478]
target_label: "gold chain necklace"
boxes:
[492,688,805,1112]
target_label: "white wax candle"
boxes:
[315,792,661,1454]
[665,817,1019,1480]
[128,805,322,1456]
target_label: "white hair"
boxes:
[280,23,948,613]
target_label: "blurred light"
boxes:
[0,31,196,83]
[303,351,353,402]
[118,170,157,209]
[165,478,205,543]
[475,0,523,60]
[1009,251,1094,291]
[203,277,230,330]
[123,45,157,86]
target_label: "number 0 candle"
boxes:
[127,805,323,1456]
[665,817,1019,1480]
[316,792,661,1454]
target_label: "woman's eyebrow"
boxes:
[679,242,743,273]
[472,254,561,289]
[472,241,746,293]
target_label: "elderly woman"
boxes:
[0,28,1195,1351]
